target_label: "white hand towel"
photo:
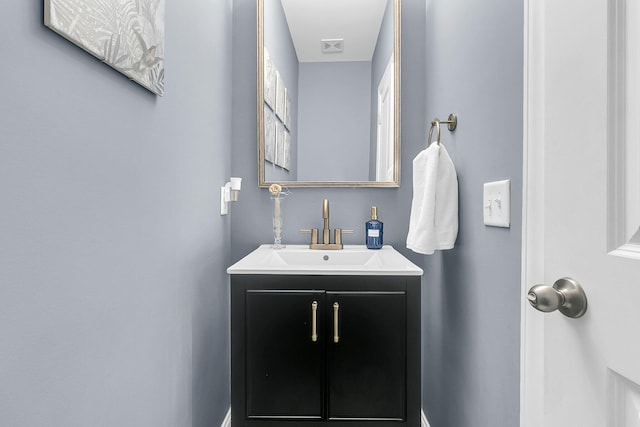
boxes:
[406,143,458,255]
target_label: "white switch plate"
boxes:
[220,186,229,215]
[483,179,510,227]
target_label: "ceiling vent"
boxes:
[321,39,344,53]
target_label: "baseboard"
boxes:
[422,409,432,427]
[221,407,231,427]
[222,407,430,427]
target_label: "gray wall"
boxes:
[297,61,372,181]
[372,0,395,90]
[0,0,523,425]
[0,1,233,426]
[421,0,523,426]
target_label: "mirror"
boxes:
[258,0,400,187]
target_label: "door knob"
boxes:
[527,277,588,318]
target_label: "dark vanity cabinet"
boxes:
[231,274,420,427]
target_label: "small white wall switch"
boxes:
[483,180,511,227]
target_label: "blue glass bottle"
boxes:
[365,206,383,249]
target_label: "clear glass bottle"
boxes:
[365,206,383,249]
[272,195,285,249]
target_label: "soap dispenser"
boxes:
[365,206,383,249]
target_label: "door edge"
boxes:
[520,0,546,426]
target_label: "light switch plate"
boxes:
[221,187,229,215]
[483,180,510,227]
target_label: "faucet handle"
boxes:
[300,228,319,245]
[334,229,353,246]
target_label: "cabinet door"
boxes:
[245,290,325,419]
[327,291,406,421]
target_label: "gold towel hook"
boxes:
[428,113,457,146]
[428,119,442,146]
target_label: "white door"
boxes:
[376,54,394,182]
[522,0,640,426]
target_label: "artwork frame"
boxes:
[275,71,286,121]
[275,120,285,168]
[44,0,165,96]
[284,88,292,130]
[263,49,276,109]
[264,105,276,164]
[283,130,291,171]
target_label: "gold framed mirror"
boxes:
[257,0,401,188]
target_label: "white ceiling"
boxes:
[280,0,390,62]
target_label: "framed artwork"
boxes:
[264,105,276,164]
[263,49,276,109]
[283,131,291,171]
[284,88,292,130]
[275,120,285,168]
[275,71,286,121]
[44,0,165,96]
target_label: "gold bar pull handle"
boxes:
[311,301,318,342]
[333,302,340,343]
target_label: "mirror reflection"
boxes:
[259,0,400,187]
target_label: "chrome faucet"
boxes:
[300,199,352,250]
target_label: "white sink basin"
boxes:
[274,248,379,266]
[227,245,423,276]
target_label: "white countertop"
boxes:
[227,244,423,276]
